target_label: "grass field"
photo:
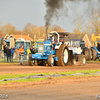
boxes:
[0,69,100,84]
[0,62,19,65]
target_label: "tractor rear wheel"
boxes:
[91,48,97,60]
[88,48,92,60]
[56,44,69,66]
[48,55,54,67]
[28,54,34,66]
[83,49,89,60]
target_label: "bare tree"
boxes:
[73,15,85,34]
[88,9,100,34]
[2,23,15,35]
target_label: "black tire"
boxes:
[56,44,69,66]
[78,55,86,65]
[28,54,34,66]
[91,48,97,60]
[47,55,54,67]
[83,49,89,60]
[88,48,92,60]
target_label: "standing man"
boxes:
[4,45,7,62]
[7,47,11,62]
[11,46,15,62]
[97,42,100,52]
[19,45,24,65]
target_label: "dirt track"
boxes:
[0,63,100,75]
[0,63,100,100]
[0,76,100,100]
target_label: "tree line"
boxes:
[0,23,65,41]
[0,8,100,41]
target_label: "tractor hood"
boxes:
[32,53,48,60]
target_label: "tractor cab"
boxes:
[48,31,69,43]
[15,38,31,55]
[47,31,70,50]
[68,39,85,55]
[70,39,85,49]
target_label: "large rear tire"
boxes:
[83,49,89,60]
[91,48,97,60]
[48,55,54,67]
[56,44,69,66]
[88,48,92,60]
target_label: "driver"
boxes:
[50,34,55,44]
[97,42,100,52]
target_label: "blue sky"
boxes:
[0,0,99,32]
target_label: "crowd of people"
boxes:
[3,44,37,63]
[4,45,15,62]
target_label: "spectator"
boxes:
[11,46,15,62]
[7,47,11,62]
[19,45,24,65]
[4,45,7,62]
[34,48,37,53]
[30,46,35,54]
[97,42,100,52]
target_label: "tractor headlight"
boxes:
[42,53,45,55]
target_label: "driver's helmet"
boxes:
[49,34,52,37]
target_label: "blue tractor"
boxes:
[13,38,32,60]
[84,34,100,61]
[28,31,86,66]
[2,37,32,60]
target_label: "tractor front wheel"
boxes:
[48,55,54,67]
[78,55,86,65]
